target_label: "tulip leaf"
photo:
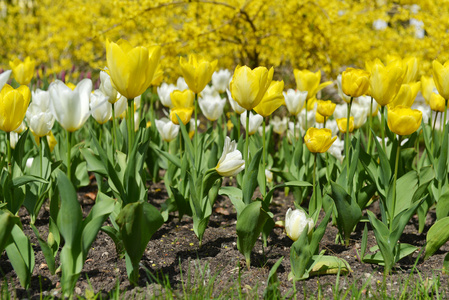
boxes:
[0,210,19,254]
[263,180,311,207]
[219,186,245,216]
[290,224,312,280]
[393,171,418,218]
[242,148,263,205]
[425,216,449,260]
[116,201,163,285]
[436,121,449,182]
[436,190,449,220]
[367,211,394,273]
[372,131,391,191]
[80,148,108,176]
[330,181,362,245]
[236,201,271,268]
[263,256,283,299]
[421,123,434,165]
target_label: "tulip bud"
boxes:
[155,117,179,142]
[216,136,245,177]
[387,106,422,136]
[285,208,314,241]
[304,127,337,153]
[240,111,263,135]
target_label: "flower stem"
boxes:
[111,105,118,153]
[432,111,438,154]
[305,101,308,135]
[367,97,373,154]
[40,136,43,178]
[390,136,401,230]
[262,119,266,197]
[244,110,250,166]
[66,130,72,181]
[345,98,353,181]
[380,106,386,152]
[312,153,317,215]
[6,132,11,174]
[194,93,199,171]
[127,98,135,154]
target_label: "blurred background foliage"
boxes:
[1,0,448,87]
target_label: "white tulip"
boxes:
[297,107,316,132]
[327,136,344,162]
[287,121,301,142]
[176,77,189,91]
[240,111,263,135]
[114,95,128,118]
[157,82,176,108]
[49,79,92,132]
[336,74,352,103]
[413,104,431,124]
[90,90,112,125]
[26,157,34,169]
[13,121,27,134]
[200,85,219,98]
[198,93,226,121]
[28,112,54,137]
[356,95,378,116]
[265,169,273,183]
[212,69,232,93]
[283,89,308,115]
[155,117,179,142]
[285,208,314,241]
[316,119,339,136]
[216,136,245,177]
[0,70,11,91]
[270,115,288,135]
[226,89,245,115]
[10,132,19,149]
[351,103,368,129]
[333,104,348,120]
[99,69,118,103]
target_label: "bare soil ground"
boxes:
[1,180,448,299]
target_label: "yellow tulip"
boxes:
[179,55,217,94]
[315,111,325,123]
[316,100,336,117]
[402,57,419,84]
[106,39,161,99]
[9,57,36,85]
[387,106,422,136]
[170,107,194,125]
[421,76,436,105]
[151,65,164,86]
[336,117,354,133]
[306,97,317,111]
[430,92,446,112]
[432,60,449,100]
[0,84,31,132]
[253,80,285,117]
[389,81,421,108]
[293,69,332,100]
[341,68,370,98]
[230,65,273,111]
[170,89,195,108]
[47,131,57,152]
[304,127,337,153]
[369,59,403,107]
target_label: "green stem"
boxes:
[40,137,43,178]
[312,153,317,215]
[244,110,249,165]
[66,131,72,181]
[99,125,103,148]
[194,93,199,170]
[444,99,448,142]
[6,132,11,174]
[262,119,266,197]
[380,106,386,152]
[345,98,353,180]
[111,105,118,153]
[127,98,135,154]
[390,136,401,230]
[305,101,308,135]
[432,111,438,154]
[367,97,373,154]
[323,117,327,129]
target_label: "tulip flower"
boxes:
[253,81,285,117]
[170,107,194,126]
[106,39,160,100]
[369,59,403,107]
[169,89,195,125]
[151,65,164,86]
[430,92,445,112]
[99,69,119,104]
[10,132,19,150]
[283,89,308,116]
[212,69,232,93]
[157,83,176,108]
[341,68,370,99]
[387,106,422,136]
[90,90,112,125]
[389,82,421,108]
[327,136,344,162]
[9,57,36,85]
[285,208,314,241]
[26,89,55,137]
[176,77,189,91]
[179,55,217,94]
[304,127,337,153]
[215,136,245,177]
[240,111,263,135]
[0,84,31,133]
[155,117,179,142]
[315,111,325,124]
[350,104,368,129]
[402,57,419,84]
[198,93,226,122]
[230,65,274,111]
[226,89,245,115]
[293,69,332,100]
[336,74,352,103]
[421,76,436,105]
[316,100,336,117]
[0,70,11,91]
[336,117,354,133]
[270,116,288,135]
[432,60,449,101]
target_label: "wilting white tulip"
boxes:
[198,93,226,121]
[0,70,11,91]
[284,89,308,115]
[226,89,245,115]
[49,79,92,132]
[270,115,288,135]
[336,74,352,103]
[90,90,112,125]
[99,69,118,103]
[240,111,263,135]
[155,117,179,142]
[285,208,314,241]
[176,77,189,91]
[216,136,245,177]
[212,69,232,93]
[157,82,176,108]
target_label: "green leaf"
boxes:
[367,211,394,273]
[219,186,245,216]
[242,148,263,205]
[263,181,311,207]
[290,224,312,280]
[116,201,164,284]
[236,201,271,267]
[330,181,362,245]
[373,130,391,191]
[436,190,449,220]
[436,121,449,182]
[425,216,449,260]
[263,256,283,299]
[0,210,19,253]
[31,224,57,274]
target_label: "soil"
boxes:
[1,178,448,299]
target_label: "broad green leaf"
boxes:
[290,224,312,280]
[425,216,449,260]
[0,210,19,253]
[367,211,394,273]
[263,181,311,207]
[242,148,263,205]
[373,130,391,191]
[219,186,245,216]
[436,121,449,182]
[436,190,449,220]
